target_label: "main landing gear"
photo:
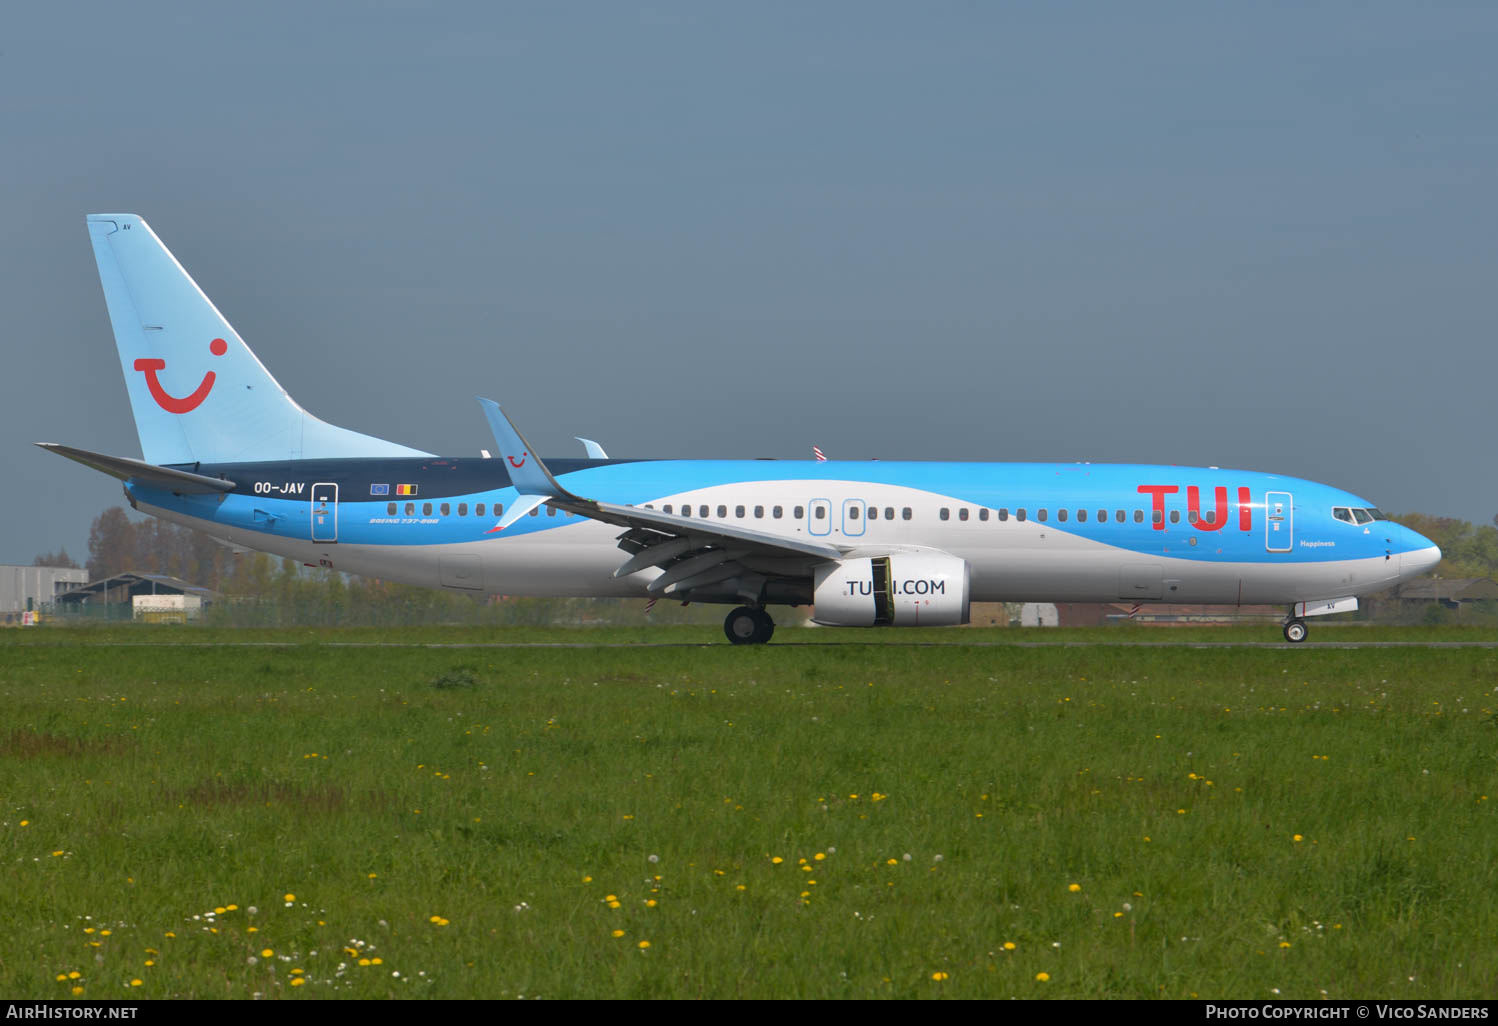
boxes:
[724,606,775,645]
[1283,618,1308,643]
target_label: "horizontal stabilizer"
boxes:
[36,443,235,494]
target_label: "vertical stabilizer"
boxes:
[86,214,431,465]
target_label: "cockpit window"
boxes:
[1352,508,1373,525]
[1367,508,1388,520]
[1333,507,1354,524]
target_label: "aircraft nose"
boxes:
[1400,531,1442,580]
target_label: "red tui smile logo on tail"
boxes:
[134,338,227,413]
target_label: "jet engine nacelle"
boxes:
[812,553,971,627]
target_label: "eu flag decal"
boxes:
[370,483,390,496]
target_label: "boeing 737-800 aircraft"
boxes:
[41,214,1441,643]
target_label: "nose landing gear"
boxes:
[724,606,775,645]
[1282,618,1308,643]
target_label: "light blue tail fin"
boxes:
[87,214,431,465]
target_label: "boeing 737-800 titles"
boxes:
[41,214,1441,643]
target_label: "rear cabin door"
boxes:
[311,483,338,543]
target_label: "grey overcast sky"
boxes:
[3,1,1495,564]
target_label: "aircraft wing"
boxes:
[36,443,236,494]
[478,399,843,600]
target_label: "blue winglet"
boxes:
[476,398,569,498]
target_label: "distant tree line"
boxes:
[40,506,721,627]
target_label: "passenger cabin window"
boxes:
[422,502,433,516]
[848,506,859,519]
[754,505,764,518]
[681,506,690,517]
[547,506,557,517]
[958,508,968,521]
[773,506,783,518]
[1099,510,1108,523]
[529,507,539,516]
[1037,509,1048,522]
[699,505,709,518]
[814,506,826,520]
[387,502,397,515]
[458,503,468,516]
[794,506,804,518]
[902,507,912,520]
[663,504,673,514]
[1058,509,1068,522]
[405,503,415,516]
[998,509,1008,521]
[1116,510,1125,522]
[717,505,727,518]
[940,508,950,521]
[1152,510,1162,524]
[1169,510,1180,524]
[735,505,745,518]
[1134,509,1144,523]
[867,507,878,520]
[1017,508,1027,522]
[479,504,489,517]
[885,507,895,520]
[979,508,989,522]
[441,503,451,516]
[1188,509,1198,524]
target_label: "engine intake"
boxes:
[812,553,970,627]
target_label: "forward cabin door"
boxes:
[311,483,338,543]
[1265,491,1292,553]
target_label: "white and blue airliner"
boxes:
[41,214,1441,643]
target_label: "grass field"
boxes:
[3,624,1496,999]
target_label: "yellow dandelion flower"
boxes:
[645,899,657,907]
[1293,834,1303,842]
[55,974,67,982]
[582,875,592,882]
[247,926,258,933]
[1279,942,1291,949]
[612,930,625,938]
[226,904,238,911]
[51,850,64,857]
[290,977,306,987]
[931,972,949,981]
[144,960,154,967]
[291,969,304,975]
[1036,972,1050,982]
[771,857,783,865]
[68,972,81,980]
[19,820,28,826]
[71,987,83,997]
[1003,942,1016,951]
[164,932,175,939]
[371,958,382,965]
[283,893,296,902]
[358,958,371,966]
[261,949,274,958]
[129,980,142,988]
[604,894,618,902]
[1068,883,1081,892]
[214,907,226,914]
[637,940,650,949]
[814,852,826,861]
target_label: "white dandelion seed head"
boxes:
[648,854,659,863]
